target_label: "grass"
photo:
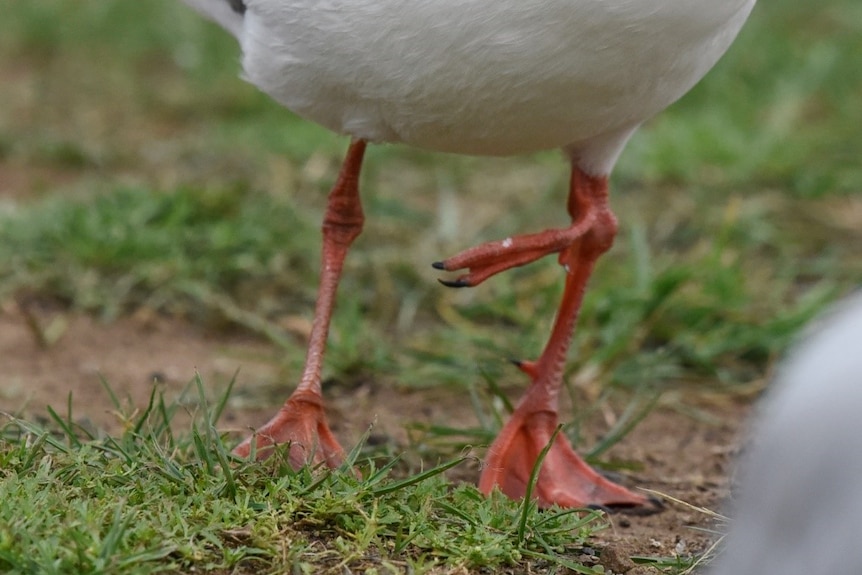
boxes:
[1,379,605,575]
[0,0,860,573]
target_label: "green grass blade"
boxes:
[586,391,662,459]
[46,404,82,449]
[517,424,563,545]
[371,456,466,497]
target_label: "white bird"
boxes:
[710,292,862,574]
[179,0,755,509]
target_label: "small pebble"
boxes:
[599,545,635,573]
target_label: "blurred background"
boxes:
[0,0,860,420]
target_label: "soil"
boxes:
[0,300,753,574]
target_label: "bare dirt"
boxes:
[0,298,754,573]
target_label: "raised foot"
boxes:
[433,219,594,287]
[479,409,658,511]
[233,392,347,469]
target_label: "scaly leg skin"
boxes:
[233,140,367,468]
[443,168,654,509]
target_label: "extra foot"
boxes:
[233,391,347,469]
[479,409,657,511]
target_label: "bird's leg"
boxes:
[233,140,367,467]
[433,168,597,287]
[477,168,651,509]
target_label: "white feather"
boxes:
[178,0,754,176]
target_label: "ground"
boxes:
[1,302,752,571]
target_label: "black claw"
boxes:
[647,495,665,510]
[591,496,665,516]
[508,358,524,368]
[438,278,470,288]
[431,261,446,270]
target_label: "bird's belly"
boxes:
[241,0,754,156]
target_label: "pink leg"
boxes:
[472,168,653,509]
[234,140,367,467]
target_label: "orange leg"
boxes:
[234,140,367,467]
[443,168,651,509]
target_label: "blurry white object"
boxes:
[711,292,862,575]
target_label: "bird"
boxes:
[709,292,862,575]
[179,0,756,509]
